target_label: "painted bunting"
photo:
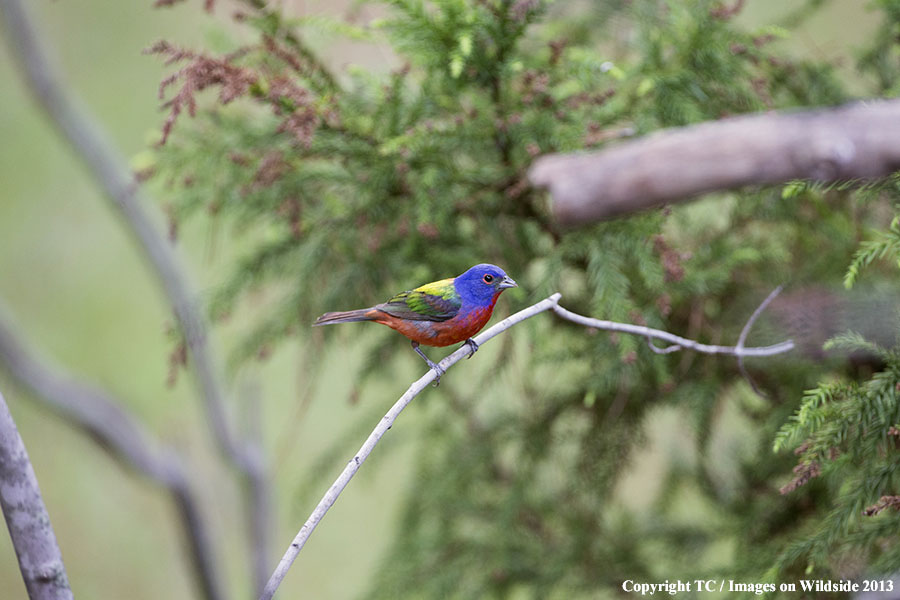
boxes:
[313,264,517,382]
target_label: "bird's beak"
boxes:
[499,276,517,289]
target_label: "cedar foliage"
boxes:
[146,0,900,596]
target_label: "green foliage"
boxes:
[148,0,900,597]
[845,216,900,289]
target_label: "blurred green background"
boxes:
[0,1,884,599]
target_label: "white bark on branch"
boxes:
[0,311,225,600]
[0,389,74,600]
[529,99,900,225]
[551,304,794,357]
[261,293,794,599]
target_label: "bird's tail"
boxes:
[313,308,376,326]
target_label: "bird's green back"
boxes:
[376,278,460,322]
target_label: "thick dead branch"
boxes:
[0,389,73,600]
[529,99,900,225]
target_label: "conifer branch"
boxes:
[529,99,900,224]
[0,0,271,587]
[261,292,794,599]
[0,310,225,600]
[0,388,74,600]
[238,0,340,95]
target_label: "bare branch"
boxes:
[261,292,794,598]
[551,304,795,357]
[0,0,270,583]
[0,0,245,474]
[259,293,564,600]
[0,389,73,600]
[0,310,225,600]
[529,100,900,225]
[646,338,682,354]
[239,379,272,595]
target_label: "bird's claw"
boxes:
[411,341,444,386]
[421,357,444,386]
[464,338,479,359]
[429,362,445,387]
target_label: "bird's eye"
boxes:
[483,274,494,283]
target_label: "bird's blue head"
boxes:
[454,264,517,306]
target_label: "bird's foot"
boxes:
[412,341,444,386]
[464,338,479,359]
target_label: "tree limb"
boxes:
[0,0,270,586]
[0,309,225,600]
[0,388,74,600]
[260,292,794,599]
[529,99,900,225]
[0,0,250,476]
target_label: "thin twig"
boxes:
[552,304,795,357]
[259,293,563,600]
[736,286,784,396]
[646,338,682,354]
[0,0,270,585]
[0,388,74,600]
[261,292,795,598]
[0,309,226,600]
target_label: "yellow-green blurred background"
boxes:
[0,1,883,598]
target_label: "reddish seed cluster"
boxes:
[863,495,900,516]
[779,460,821,495]
[268,78,320,147]
[146,41,258,144]
[710,0,745,20]
[653,235,686,283]
[148,37,324,147]
[153,0,215,13]
[510,0,540,23]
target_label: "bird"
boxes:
[313,264,517,383]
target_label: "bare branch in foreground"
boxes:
[0,0,251,475]
[529,99,900,225]
[0,389,73,600]
[261,293,794,599]
[239,379,272,595]
[0,311,225,600]
[0,0,270,583]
